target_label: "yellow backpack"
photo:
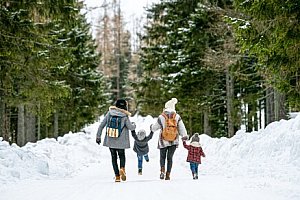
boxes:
[161,113,178,141]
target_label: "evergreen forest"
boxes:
[0,0,299,146]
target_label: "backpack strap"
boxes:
[161,112,177,129]
[161,113,167,129]
[161,112,176,120]
[170,113,177,126]
[118,116,125,133]
[172,113,176,120]
[106,113,126,137]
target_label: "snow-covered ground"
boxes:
[0,114,300,200]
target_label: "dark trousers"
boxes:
[109,148,125,176]
[160,145,176,173]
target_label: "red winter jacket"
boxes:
[183,141,205,164]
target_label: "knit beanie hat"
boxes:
[115,99,128,111]
[137,129,146,140]
[191,133,200,143]
[164,98,178,112]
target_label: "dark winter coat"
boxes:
[96,106,136,149]
[183,141,205,164]
[131,131,154,156]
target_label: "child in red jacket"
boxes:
[182,133,205,179]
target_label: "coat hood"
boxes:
[190,141,201,148]
[109,106,131,117]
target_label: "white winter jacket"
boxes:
[151,111,188,149]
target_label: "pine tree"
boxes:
[0,0,108,145]
[139,0,230,137]
[232,0,300,112]
[138,0,267,137]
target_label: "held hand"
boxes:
[131,122,136,127]
[181,136,188,141]
[96,138,101,145]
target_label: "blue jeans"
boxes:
[190,162,199,174]
[137,154,149,169]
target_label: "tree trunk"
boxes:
[1,104,10,142]
[54,112,59,138]
[113,0,121,99]
[17,104,26,146]
[226,68,235,137]
[0,99,4,139]
[265,87,275,126]
[45,125,49,138]
[246,104,253,132]
[0,101,9,141]
[258,100,263,129]
[25,107,36,143]
[203,108,211,136]
[37,103,41,140]
[253,102,258,131]
[188,112,192,136]
[274,90,287,121]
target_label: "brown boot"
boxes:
[115,175,121,182]
[160,166,165,180]
[165,172,170,180]
[120,167,126,181]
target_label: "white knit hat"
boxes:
[164,98,178,112]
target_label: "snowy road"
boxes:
[1,115,300,200]
[1,145,296,200]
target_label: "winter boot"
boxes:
[165,172,170,180]
[138,168,142,175]
[120,167,126,181]
[193,173,199,180]
[160,166,165,180]
[115,175,121,182]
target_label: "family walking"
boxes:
[96,98,205,182]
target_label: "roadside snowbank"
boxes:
[0,114,299,187]
[200,114,300,184]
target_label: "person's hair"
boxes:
[115,99,128,110]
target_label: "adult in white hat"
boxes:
[151,98,188,180]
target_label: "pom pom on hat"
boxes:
[164,98,178,112]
